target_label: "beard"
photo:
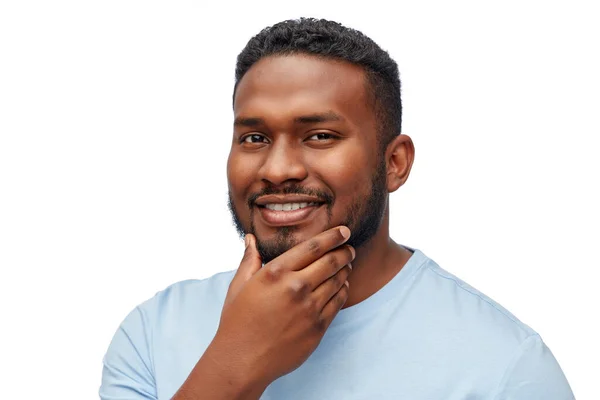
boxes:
[228,159,388,264]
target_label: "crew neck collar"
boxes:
[329,246,428,328]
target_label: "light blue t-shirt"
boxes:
[100,249,574,399]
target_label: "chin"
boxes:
[258,222,331,244]
[253,224,329,263]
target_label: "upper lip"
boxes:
[254,195,324,206]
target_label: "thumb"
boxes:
[238,234,262,280]
[227,234,262,303]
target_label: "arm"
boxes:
[175,228,354,399]
[492,334,574,400]
[171,340,267,400]
[101,227,354,400]
[100,307,157,400]
[99,306,264,400]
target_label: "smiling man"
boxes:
[100,18,573,400]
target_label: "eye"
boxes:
[307,132,336,141]
[241,134,269,144]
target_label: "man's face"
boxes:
[227,54,388,263]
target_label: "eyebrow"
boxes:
[294,111,343,124]
[234,111,344,128]
[234,117,264,128]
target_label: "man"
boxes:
[100,18,573,399]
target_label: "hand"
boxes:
[213,226,355,389]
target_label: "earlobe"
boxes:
[386,134,415,193]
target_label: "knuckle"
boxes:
[264,263,282,283]
[326,253,338,269]
[313,316,327,333]
[287,279,310,301]
[303,297,319,317]
[307,239,321,255]
[334,271,345,287]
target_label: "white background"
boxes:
[1,1,598,398]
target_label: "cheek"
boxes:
[227,153,258,205]
[309,147,373,201]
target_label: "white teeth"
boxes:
[266,202,312,211]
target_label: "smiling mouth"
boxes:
[262,202,320,211]
[256,202,326,226]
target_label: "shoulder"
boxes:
[396,249,540,377]
[100,271,237,398]
[103,269,237,367]
[401,251,573,396]
[491,334,574,398]
[150,269,237,304]
[137,269,238,322]
[415,251,537,342]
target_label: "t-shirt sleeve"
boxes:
[493,334,574,400]
[99,306,157,400]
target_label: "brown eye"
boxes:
[242,134,268,144]
[307,133,335,141]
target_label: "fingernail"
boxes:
[348,262,353,271]
[244,235,249,248]
[349,246,355,259]
[340,226,351,239]
[344,280,350,289]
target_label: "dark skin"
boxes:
[173,54,415,400]
[228,54,414,307]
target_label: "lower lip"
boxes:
[257,205,323,226]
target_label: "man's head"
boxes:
[227,18,413,263]
[234,18,402,152]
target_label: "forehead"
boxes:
[234,54,374,126]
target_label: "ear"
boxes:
[385,134,415,193]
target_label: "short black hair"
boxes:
[234,17,402,150]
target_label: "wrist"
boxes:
[196,338,270,399]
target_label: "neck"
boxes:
[343,206,412,308]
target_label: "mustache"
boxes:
[247,185,334,208]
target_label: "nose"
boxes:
[257,138,308,185]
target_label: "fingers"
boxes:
[316,276,350,332]
[311,264,352,311]
[296,244,355,291]
[264,226,351,274]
